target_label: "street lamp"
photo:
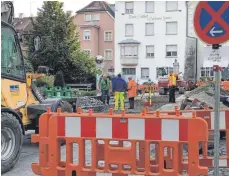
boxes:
[95,55,104,90]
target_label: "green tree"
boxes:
[28,1,96,82]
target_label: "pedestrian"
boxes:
[113,73,127,111]
[127,76,137,109]
[99,75,111,105]
[168,71,177,103]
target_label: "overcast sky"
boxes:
[13,0,115,17]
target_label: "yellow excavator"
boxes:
[1,2,72,173]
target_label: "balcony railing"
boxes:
[120,56,138,66]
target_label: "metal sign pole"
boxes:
[213,44,221,176]
[193,2,229,174]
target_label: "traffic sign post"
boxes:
[194,2,229,175]
[213,64,221,175]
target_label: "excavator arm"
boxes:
[1,1,14,25]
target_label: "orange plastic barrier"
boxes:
[222,81,229,90]
[147,108,229,168]
[31,107,55,174]
[138,84,158,93]
[32,109,208,176]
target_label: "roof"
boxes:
[118,39,141,44]
[76,1,115,18]
[13,17,36,33]
[109,4,115,12]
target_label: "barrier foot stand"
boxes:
[31,163,42,175]
[188,143,208,176]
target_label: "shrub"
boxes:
[36,75,55,88]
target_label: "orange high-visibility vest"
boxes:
[128,79,137,98]
[168,73,177,86]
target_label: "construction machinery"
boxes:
[1,2,73,173]
[158,60,186,95]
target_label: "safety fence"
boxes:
[222,81,229,91]
[137,84,158,93]
[146,107,229,168]
[32,108,208,176]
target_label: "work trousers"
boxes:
[129,97,135,109]
[114,92,125,110]
[101,90,110,105]
[169,86,176,103]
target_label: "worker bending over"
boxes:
[127,76,137,109]
[168,71,177,103]
[113,74,127,111]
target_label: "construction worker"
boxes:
[99,75,111,105]
[168,71,177,103]
[113,73,127,111]
[127,76,137,109]
[111,74,116,93]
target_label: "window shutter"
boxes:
[126,2,133,9]
[125,46,131,56]
[133,46,138,56]
[146,46,154,53]
[166,1,178,11]
[141,68,149,78]
[167,45,177,52]
[126,24,133,36]
[121,47,125,56]
[146,23,154,35]
[146,1,154,12]
[166,22,177,34]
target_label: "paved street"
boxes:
[3,131,229,176]
[2,95,229,176]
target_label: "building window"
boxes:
[121,45,138,57]
[125,24,134,36]
[146,45,154,58]
[108,68,114,73]
[166,45,177,57]
[84,14,91,21]
[156,67,173,78]
[200,67,214,77]
[166,22,178,35]
[93,14,100,21]
[145,1,154,13]
[122,68,136,75]
[125,2,134,14]
[104,31,112,41]
[141,68,150,79]
[83,30,90,40]
[166,1,178,11]
[104,49,112,60]
[83,49,91,55]
[145,23,154,36]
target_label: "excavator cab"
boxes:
[1,1,72,173]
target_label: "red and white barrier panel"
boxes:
[57,116,191,141]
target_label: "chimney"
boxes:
[19,13,23,19]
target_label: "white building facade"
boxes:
[115,1,187,83]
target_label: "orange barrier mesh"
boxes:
[147,108,229,168]
[222,81,229,90]
[32,109,208,176]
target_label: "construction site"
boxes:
[1,1,229,176]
